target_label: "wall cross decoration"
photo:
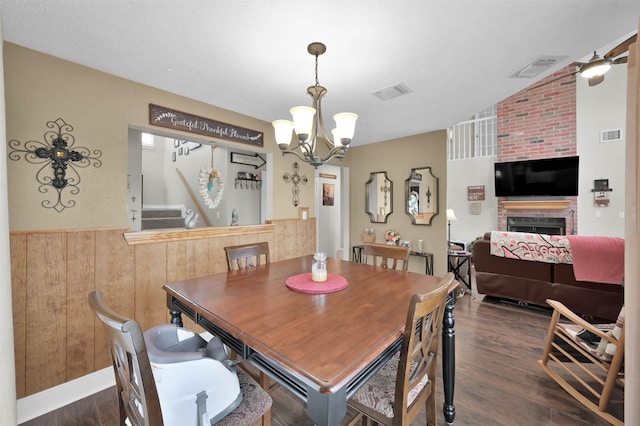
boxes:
[282,162,308,207]
[381,180,390,208]
[8,118,103,212]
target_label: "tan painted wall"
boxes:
[4,42,319,230]
[349,131,449,276]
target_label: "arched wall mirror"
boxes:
[405,166,439,225]
[365,171,393,223]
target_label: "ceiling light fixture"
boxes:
[579,52,612,79]
[272,42,358,168]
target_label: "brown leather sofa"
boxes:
[474,232,623,321]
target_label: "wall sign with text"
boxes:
[149,104,263,147]
[230,152,266,169]
[467,185,485,201]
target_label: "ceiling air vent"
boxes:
[509,55,568,79]
[371,83,412,101]
[601,129,623,143]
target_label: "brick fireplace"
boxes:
[496,66,578,233]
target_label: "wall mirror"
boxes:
[405,166,439,225]
[365,171,393,223]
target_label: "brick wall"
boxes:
[496,65,578,233]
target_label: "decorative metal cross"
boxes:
[8,118,102,212]
[380,179,390,208]
[282,162,308,207]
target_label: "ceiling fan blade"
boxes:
[529,71,578,90]
[589,74,605,86]
[613,56,628,65]
[604,33,637,59]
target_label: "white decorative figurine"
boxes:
[230,208,239,226]
[185,209,199,229]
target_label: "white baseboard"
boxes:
[17,367,115,424]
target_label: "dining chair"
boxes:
[347,272,455,426]
[362,243,410,271]
[224,242,270,271]
[223,241,278,393]
[539,299,624,426]
[88,290,272,426]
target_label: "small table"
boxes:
[410,251,434,275]
[448,251,472,290]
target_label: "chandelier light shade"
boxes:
[580,52,612,79]
[273,42,358,168]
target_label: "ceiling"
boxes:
[1,1,640,147]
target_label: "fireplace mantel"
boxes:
[500,200,571,210]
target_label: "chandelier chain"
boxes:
[315,53,320,87]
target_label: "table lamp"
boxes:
[446,208,457,249]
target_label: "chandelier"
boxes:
[272,42,358,168]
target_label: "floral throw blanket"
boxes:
[490,231,572,264]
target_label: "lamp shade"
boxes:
[331,128,342,147]
[290,106,316,140]
[580,54,612,79]
[272,119,294,148]
[446,208,457,221]
[333,112,358,140]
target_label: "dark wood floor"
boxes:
[20,293,623,426]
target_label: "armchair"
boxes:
[539,299,624,425]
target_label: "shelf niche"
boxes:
[500,200,571,210]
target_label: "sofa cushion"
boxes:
[474,239,553,282]
[475,271,554,307]
[551,281,623,322]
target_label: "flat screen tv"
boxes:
[494,156,579,197]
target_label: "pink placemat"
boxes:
[285,273,349,294]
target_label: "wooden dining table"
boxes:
[163,255,459,425]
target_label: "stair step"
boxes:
[141,217,185,229]
[142,209,182,218]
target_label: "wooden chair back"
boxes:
[88,290,162,426]
[363,243,410,271]
[223,241,278,397]
[539,299,625,425]
[347,273,455,426]
[392,272,453,425]
[224,242,270,271]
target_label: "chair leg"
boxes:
[345,413,364,426]
[262,408,272,426]
[260,372,270,390]
[425,390,436,426]
[540,309,561,365]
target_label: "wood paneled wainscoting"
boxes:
[10,219,316,399]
